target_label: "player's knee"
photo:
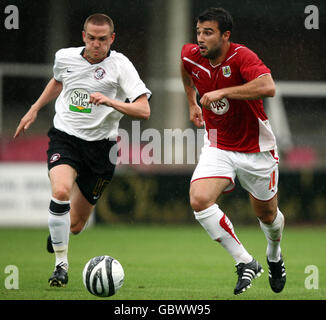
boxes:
[190,191,214,212]
[256,207,277,224]
[52,186,71,202]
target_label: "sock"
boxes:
[194,204,252,264]
[48,197,71,270]
[259,208,284,262]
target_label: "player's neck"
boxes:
[209,41,230,67]
[82,49,108,64]
[83,54,105,64]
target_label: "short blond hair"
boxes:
[83,13,114,33]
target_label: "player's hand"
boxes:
[89,92,113,107]
[13,106,38,138]
[189,104,204,128]
[200,90,225,109]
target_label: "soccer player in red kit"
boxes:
[180,7,286,295]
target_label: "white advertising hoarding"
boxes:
[0,163,51,227]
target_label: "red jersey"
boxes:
[181,42,276,153]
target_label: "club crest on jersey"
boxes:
[222,65,231,78]
[210,98,230,115]
[50,153,61,163]
[94,67,106,80]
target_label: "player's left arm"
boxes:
[200,74,275,109]
[89,93,150,120]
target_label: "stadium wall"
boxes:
[1,163,325,227]
[95,169,326,225]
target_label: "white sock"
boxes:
[259,208,284,262]
[48,197,71,270]
[194,204,252,264]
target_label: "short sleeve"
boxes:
[119,58,152,102]
[238,47,271,82]
[181,43,199,75]
[53,50,65,82]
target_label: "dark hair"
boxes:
[197,7,233,34]
[84,13,114,33]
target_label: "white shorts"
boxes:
[191,146,279,201]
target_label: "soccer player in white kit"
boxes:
[180,8,286,295]
[14,14,152,287]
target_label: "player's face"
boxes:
[82,23,115,63]
[196,21,230,61]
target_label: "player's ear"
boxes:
[223,30,231,41]
[110,32,116,45]
[82,30,86,43]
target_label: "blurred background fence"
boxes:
[0,0,325,226]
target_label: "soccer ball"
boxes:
[82,255,124,297]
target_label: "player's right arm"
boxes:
[14,78,62,138]
[180,61,204,128]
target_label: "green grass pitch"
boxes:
[0,224,325,300]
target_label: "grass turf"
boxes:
[0,224,325,300]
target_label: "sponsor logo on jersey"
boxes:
[210,98,230,115]
[94,67,106,80]
[69,88,92,113]
[222,65,231,78]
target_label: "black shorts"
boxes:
[47,127,117,205]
